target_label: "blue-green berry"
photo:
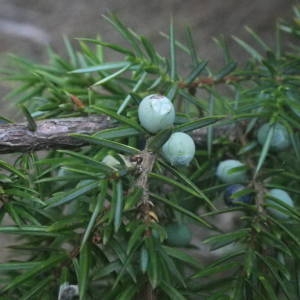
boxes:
[138,94,175,133]
[257,123,290,151]
[165,223,192,247]
[216,159,247,184]
[224,184,253,206]
[266,189,294,219]
[162,132,195,166]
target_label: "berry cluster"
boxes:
[216,159,253,206]
[257,122,294,218]
[138,94,195,167]
[138,94,195,246]
[136,95,296,249]
[215,124,294,219]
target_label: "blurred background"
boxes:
[0,0,296,261]
[0,0,295,63]
[0,0,295,115]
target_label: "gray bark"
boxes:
[0,115,112,153]
[0,115,237,154]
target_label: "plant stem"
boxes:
[0,115,112,153]
[135,146,158,223]
[0,117,238,154]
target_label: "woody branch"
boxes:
[0,115,238,154]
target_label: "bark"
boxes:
[0,115,112,153]
[0,115,237,154]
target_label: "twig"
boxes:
[0,115,239,154]
[136,150,156,204]
[135,148,158,223]
[134,146,158,299]
[0,115,112,153]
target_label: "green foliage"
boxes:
[0,7,300,299]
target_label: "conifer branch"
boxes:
[0,115,112,153]
[0,115,238,154]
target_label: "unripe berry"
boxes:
[257,122,290,151]
[266,189,294,219]
[162,132,195,166]
[138,94,175,133]
[224,184,253,206]
[165,223,192,247]
[216,159,247,184]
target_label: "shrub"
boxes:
[0,8,300,300]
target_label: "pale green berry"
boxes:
[165,223,192,247]
[162,132,195,166]
[216,159,247,184]
[257,122,290,151]
[138,94,175,133]
[266,189,294,219]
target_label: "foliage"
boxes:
[0,7,300,300]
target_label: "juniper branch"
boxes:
[0,115,238,154]
[0,115,112,153]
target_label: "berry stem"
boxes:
[136,144,157,223]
